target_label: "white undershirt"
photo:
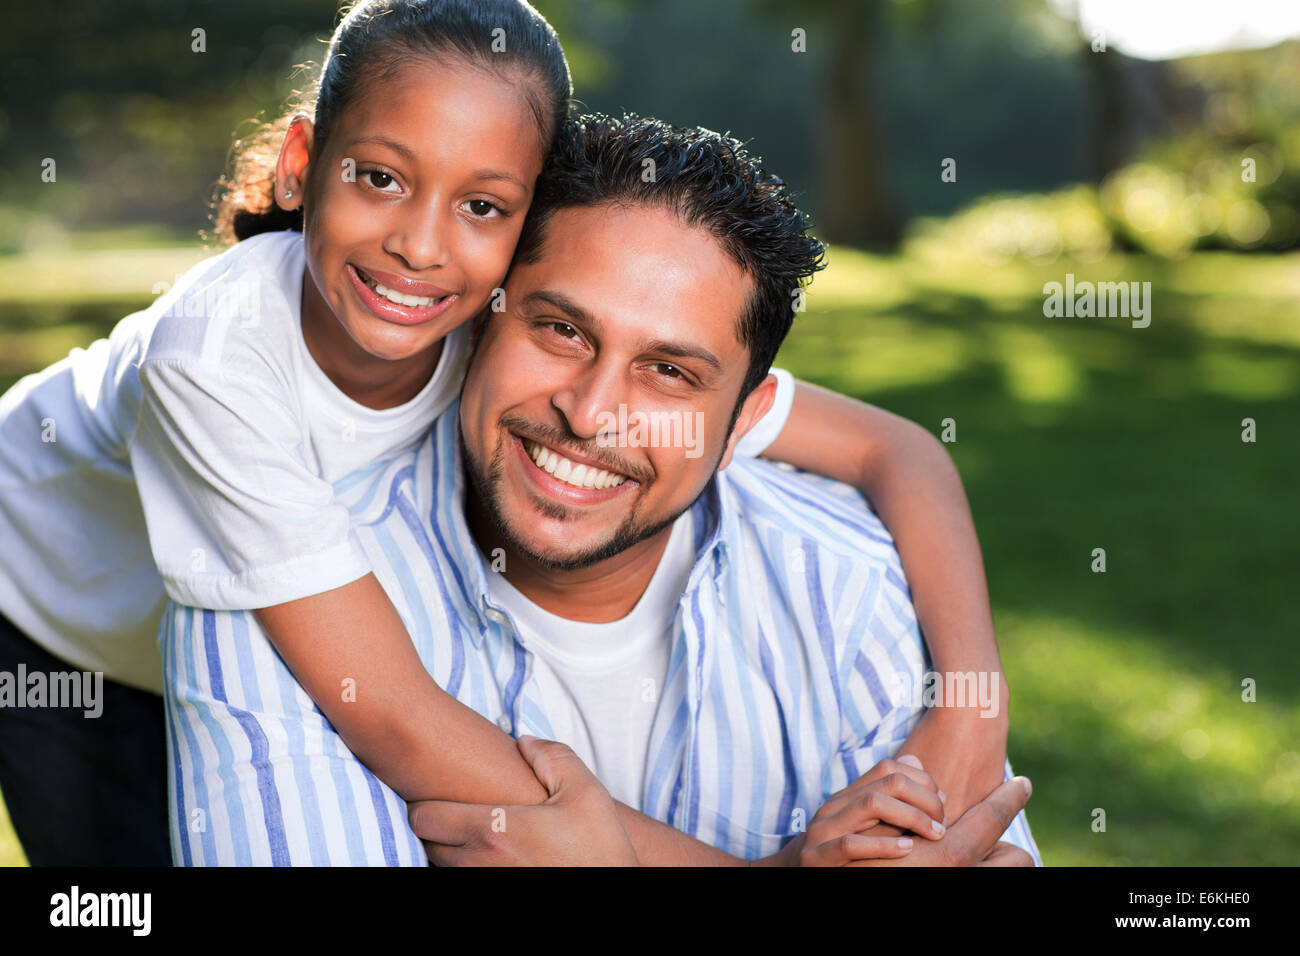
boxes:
[484,509,696,807]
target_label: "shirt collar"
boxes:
[425,400,495,645]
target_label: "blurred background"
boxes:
[1,0,1297,865]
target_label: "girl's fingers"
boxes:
[820,762,941,819]
[832,776,946,834]
[833,789,947,841]
[805,834,914,866]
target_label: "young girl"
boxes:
[0,0,1009,866]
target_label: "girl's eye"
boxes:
[466,199,501,217]
[362,170,398,192]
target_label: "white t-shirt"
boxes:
[0,229,794,694]
[0,231,470,692]
[484,509,697,808]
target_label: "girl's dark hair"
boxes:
[211,0,570,246]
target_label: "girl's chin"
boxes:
[347,320,446,363]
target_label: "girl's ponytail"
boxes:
[209,0,571,247]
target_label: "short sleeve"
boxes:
[132,356,371,610]
[734,367,795,458]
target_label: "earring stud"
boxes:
[285,190,294,199]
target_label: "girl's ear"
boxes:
[275,115,315,212]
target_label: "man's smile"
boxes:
[510,432,639,505]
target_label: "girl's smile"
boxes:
[346,263,460,326]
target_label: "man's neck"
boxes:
[465,493,676,624]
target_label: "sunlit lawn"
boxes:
[783,243,1300,865]
[0,233,1297,865]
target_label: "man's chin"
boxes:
[498,522,622,572]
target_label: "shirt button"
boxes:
[497,714,512,734]
[485,608,507,625]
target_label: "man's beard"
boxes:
[460,426,688,573]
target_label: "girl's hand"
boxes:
[779,756,947,866]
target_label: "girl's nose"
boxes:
[385,207,452,271]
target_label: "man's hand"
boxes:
[853,776,1034,866]
[408,736,638,866]
[771,756,948,866]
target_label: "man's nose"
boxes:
[385,202,453,271]
[552,359,628,442]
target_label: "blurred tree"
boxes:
[752,0,903,247]
[819,0,901,246]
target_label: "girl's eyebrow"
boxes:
[351,135,416,160]
[471,169,528,190]
[347,136,526,191]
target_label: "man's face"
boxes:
[459,202,775,570]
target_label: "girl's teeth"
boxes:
[526,441,627,490]
[373,282,436,309]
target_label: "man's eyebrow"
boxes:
[519,289,598,326]
[522,290,724,374]
[639,339,723,375]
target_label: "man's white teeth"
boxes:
[361,271,441,308]
[526,440,627,490]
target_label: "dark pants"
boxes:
[0,611,170,866]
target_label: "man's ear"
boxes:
[716,373,776,472]
[274,115,314,212]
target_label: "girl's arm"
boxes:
[758,379,1011,822]
[255,575,741,864]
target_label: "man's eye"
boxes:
[467,199,501,217]
[549,322,578,339]
[653,362,684,379]
[362,170,397,191]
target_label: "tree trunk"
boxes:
[818,0,901,247]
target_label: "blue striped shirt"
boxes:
[162,401,1041,865]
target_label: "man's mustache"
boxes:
[499,413,652,485]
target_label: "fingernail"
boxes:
[518,734,537,744]
[896,838,914,850]
[930,819,945,837]
[937,789,946,804]
[1015,775,1032,798]
[897,754,923,769]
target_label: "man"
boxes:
[163,114,1039,865]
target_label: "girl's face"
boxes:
[287,57,547,367]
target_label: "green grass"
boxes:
[0,237,1297,865]
[781,244,1300,865]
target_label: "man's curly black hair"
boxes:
[514,113,827,401]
